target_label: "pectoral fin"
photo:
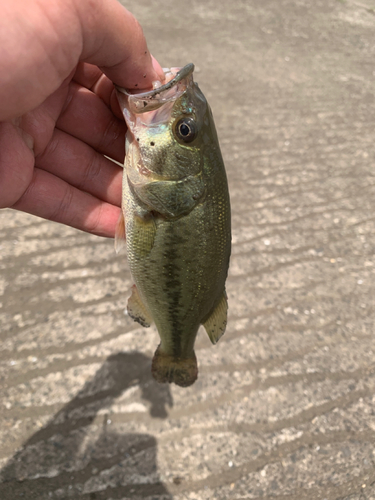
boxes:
[127,285,153,327]
[203,291,228,344]
[114,211,126,254]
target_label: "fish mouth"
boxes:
[115,64,195,115]
[116,63,194,98]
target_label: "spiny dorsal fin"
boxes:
[203,291,228,344]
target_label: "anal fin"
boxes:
[203,291,228,344]
[127,285,153,327]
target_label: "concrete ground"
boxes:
[1,0,375,498]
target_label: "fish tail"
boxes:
[151,346,198,387]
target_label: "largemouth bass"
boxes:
[116,64,231,387]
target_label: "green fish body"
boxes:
[116,64,231,387]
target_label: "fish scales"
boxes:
[116,64,231,387]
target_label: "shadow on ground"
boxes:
[0,352,173,499]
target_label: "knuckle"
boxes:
[98,116,121,153]
[50,183,74,225]
[77,150,101,191]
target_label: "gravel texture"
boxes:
[0,0,375,498]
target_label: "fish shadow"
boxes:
[0,352,174,499]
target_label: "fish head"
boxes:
[116,64,211,181]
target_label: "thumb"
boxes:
[76,0,164,90]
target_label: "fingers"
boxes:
[0,121,35,208]
[18,78,70,157]
[73,63,103,90]
[73,63,114,107]
[36,128,123,208]
[73,62,124,120]
[0,0,163,121]
[1,121,123,237]
[12,167,121,238]
[56,81,126,163]
[0,0,80,121]
[17,74,125,162]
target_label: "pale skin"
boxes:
[0,0,164,237]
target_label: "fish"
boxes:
[115,64,231,387]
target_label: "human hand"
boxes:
[0,0,163,237]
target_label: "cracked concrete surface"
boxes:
[1,0,375,498]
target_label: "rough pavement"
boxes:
[1,0,375,498]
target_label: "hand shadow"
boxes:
[0,352,174,499]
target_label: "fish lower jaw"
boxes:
[151,346,198,387]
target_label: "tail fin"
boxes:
[151,346,198,387]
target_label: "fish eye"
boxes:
[174,118,197,143]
